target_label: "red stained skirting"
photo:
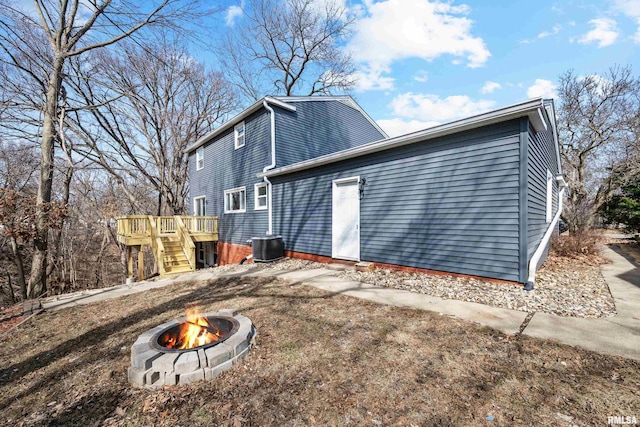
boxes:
[217,242,521,286]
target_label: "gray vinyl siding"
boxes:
[272,119,523,282]
[188,110,270,244]
[526,116,560,266]
[274,100,386,167]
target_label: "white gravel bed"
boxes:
[212,257,616,318]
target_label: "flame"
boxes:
[159,304,222,350]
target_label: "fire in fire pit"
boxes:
[156,304,234,350]
[129,308,256,388]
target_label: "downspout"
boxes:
[526,185,566,290]
[262,100,276,236]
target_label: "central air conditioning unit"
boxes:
[251,235,284,262]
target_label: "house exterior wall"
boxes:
[526,113,560,270]
[271,119,524,283]
[274,100,386,166]
[188,109,270,247]
[188,98,388,264]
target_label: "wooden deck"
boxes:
[116,215,218,279]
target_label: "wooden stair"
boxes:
[161,237,194,275]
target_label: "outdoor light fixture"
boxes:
[359,177,367,199]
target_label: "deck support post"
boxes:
[127,246,134,279]
[136,245,144,282]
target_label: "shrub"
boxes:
[550,232,600,257]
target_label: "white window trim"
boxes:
[224,186,246,214]
[193,195,206,216]
[254,182,268,210]
[234,121,245,149]
[196,147,204,171]
[546,169,553,223]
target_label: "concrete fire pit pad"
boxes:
[128,309,256,388]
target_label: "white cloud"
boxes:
[389,92,496,122]
[521,24,561,44]
[413,70,429,83]
[349,0,490,90]
[226,5,243,26]
[578,18,619,47]
[377,118,440,137]
[354,67,395,91]
[527,79,558,99]
[611,0,640,43]
[480,81,501,94]
[537,24,562,39]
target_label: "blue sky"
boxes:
[17,0,636,138]
[220,0,639,136]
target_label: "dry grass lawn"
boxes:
[1,274,639,426]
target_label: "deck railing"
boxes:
[158,216,176,234]
[147,215,166,277]
[175,216,196,271]
[116,215,149,238]
[181,216,218,234]
[116,215,218,241]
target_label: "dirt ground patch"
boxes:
[1,275,639,426]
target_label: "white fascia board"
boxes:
[544,100,564,177]
[258,98,546,179]
[185,97,296,154]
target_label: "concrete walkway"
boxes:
[522,246,640,360]
[41,246,640,361]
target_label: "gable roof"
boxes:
[258,97,562,179]
[271,96,388,139]
[184,95,387,154]
[185,96,296,154]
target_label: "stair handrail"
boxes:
[148,215,166,276]
[175,215,196,271]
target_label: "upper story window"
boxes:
[224,187,246,213]
[255,183,267,210]
[196,147,204,170]
[234,121,245,149]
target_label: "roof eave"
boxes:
[258,98,546,179]
[185,96,296,154]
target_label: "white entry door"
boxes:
[332,177,360,261]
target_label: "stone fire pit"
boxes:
[128,309,256,388]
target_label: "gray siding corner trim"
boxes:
[518,118,529,284]
[185,97,296,154]
[259,98,548,179]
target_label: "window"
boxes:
[194,196,206,216]
[546,169,553,223]
[196,147,204,170]
[224,187,246,213]
[234,121,245,149]
[255,183,268,210]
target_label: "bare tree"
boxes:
[221,0,356,101]
[0,141,39,299]
[67,38,237,215]
[557,65,640,232]
[0,0,204,298]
